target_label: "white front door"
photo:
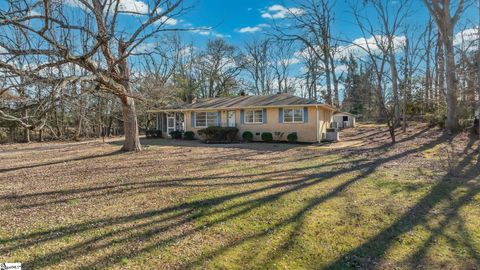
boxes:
[227,111,236,127]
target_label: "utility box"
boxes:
[325,128,339,141]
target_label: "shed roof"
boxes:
[150,94,335,112]
[334,111,357,117]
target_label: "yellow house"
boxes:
[150,94,336,143]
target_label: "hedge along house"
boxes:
[149,94,336,143]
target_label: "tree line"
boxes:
[1,0,478,150]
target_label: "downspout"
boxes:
[316,105,319,143]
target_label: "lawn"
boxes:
[0,123,479,269]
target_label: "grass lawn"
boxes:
[0,123,479,269]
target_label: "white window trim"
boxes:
[195,111,218,128]
[244,109,263,124]
[283,108,304,123]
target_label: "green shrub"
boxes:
[242,131,253,142]
[169,130,182,139]
[287,132,298,143]
[197,126,239,142]
[183,131,195,140]
[261,132,273,142]
[146,129,162,138]
[425,113,446,129]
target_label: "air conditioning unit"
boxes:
[325,128,339,141]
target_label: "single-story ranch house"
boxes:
[149,94,336,143]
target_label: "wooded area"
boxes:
[0,0,479,150]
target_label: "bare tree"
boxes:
[0,0,188,151]
[196,39,242,98]
[423,0,468,132]
[242,39,274,95]
[271,41,296,93]
[272,0,338,105]
[349,0,412,143]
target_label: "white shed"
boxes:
[333,112,356,128]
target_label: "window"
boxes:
[343,116,349,121]
[195,112,218,127]
[283,108,304,123]
[245,109,263,124]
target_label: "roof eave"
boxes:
[148,103,336,113]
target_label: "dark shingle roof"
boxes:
[149,94,335,112]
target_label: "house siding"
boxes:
[184,106,333,143]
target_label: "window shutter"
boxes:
[240,109,245,124]
[191,112,195,128]
[278,108,283,123]
[304,107,308,123]
[217,111,221,126]
[262,109,267,124]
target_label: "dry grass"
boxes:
[0,123,479,269]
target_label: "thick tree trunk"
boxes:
[118,40,142,152]
[444,39,458,132]
[120,96,142,151]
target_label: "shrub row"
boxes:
[242,131,298,143]
[146,129,162,138]
[197,127,239,143]
[167,130,196,140]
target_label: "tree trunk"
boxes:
[388,124,396,144]
[38,128,44,142]
[118,40,142,152]
[120,96,142,151]
[444,39,458,132]
[22,109,30,143]
[330,53,340,107]
[8,126,15,143]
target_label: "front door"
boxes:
[167,113,176,135]
[227,111,236,127]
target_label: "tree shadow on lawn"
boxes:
[110,137,310,152]
[325,137,480,269]
[2,132,478,269]
[1,157,361,210]
[0,150,124,174]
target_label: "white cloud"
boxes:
[191,27,231,38]
[155,16,178,26]
[116,0,148,14]
[335,64,348,73]
[238,23,269,33]
[261,4,304,19]
[454,26,479,50]
[131,42,156,54]
[63,0,149,15]
[337,35,406,58]
[283,57,301,65]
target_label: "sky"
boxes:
[177,0,479,47]
[1,0,478,98]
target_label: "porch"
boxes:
[155,112,185,137]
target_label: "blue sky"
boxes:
[179,0,479,47]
